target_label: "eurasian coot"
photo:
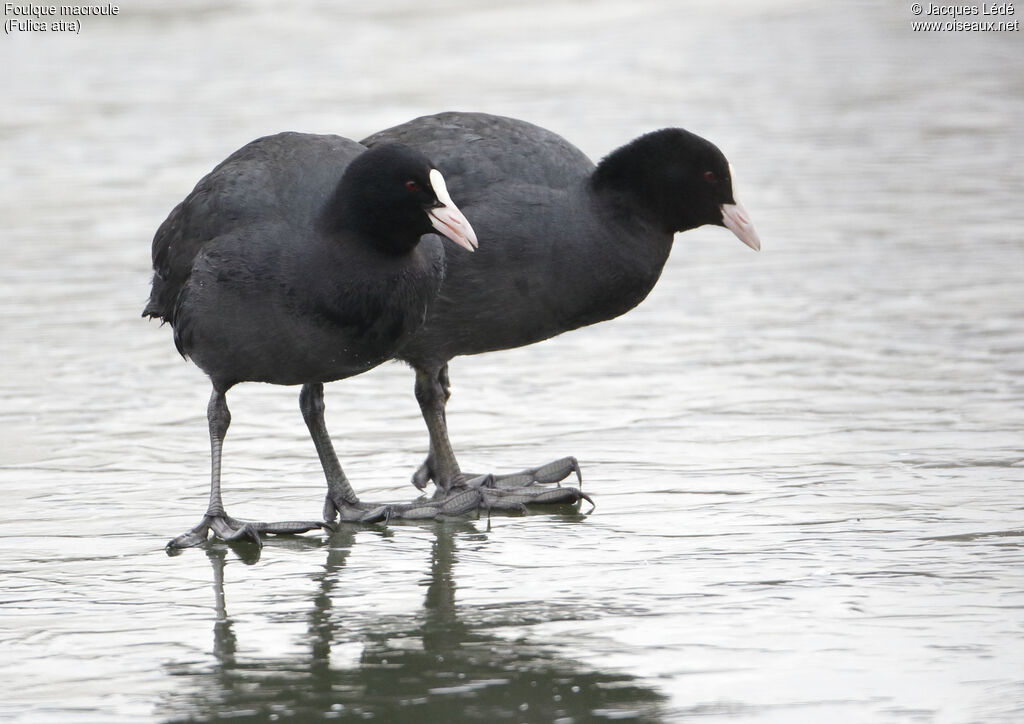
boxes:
[361,112,761,495]
[145,134,479,549]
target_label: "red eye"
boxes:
[405,180,421,191]
[703,171,717,183]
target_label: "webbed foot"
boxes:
[474,472,594,512]
[166,512,328,551]
[461,456,584,490]
[370,462,593,522]
[415,455,583,492]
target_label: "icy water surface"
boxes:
[2,1,1023,721]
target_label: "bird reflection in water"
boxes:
[163,524,666,723]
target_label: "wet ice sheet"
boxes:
[2,1,1023,722]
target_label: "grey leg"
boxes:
[403,364,592,517]
[204,389,233,519]
[166,387,327,551]
[300,382,383,523]
[413,364,462,491]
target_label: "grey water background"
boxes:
[2,0,1023,721]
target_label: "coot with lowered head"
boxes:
[361,112,761,498]
[145,133,480,549]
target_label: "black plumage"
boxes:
[145,133,478,549]
[361,112,761,492]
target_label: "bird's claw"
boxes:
[209,516,263,547]
[353,467,592,523]
[323,494,390,524]
[359,505,392,524]
[171,456,591,552]
[166,513,326,552]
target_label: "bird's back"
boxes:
[363,113,667,366]
[144,132,366,324]
[363,112,594,202]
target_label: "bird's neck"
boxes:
[550,183,677,329]
[318,182,422,256]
